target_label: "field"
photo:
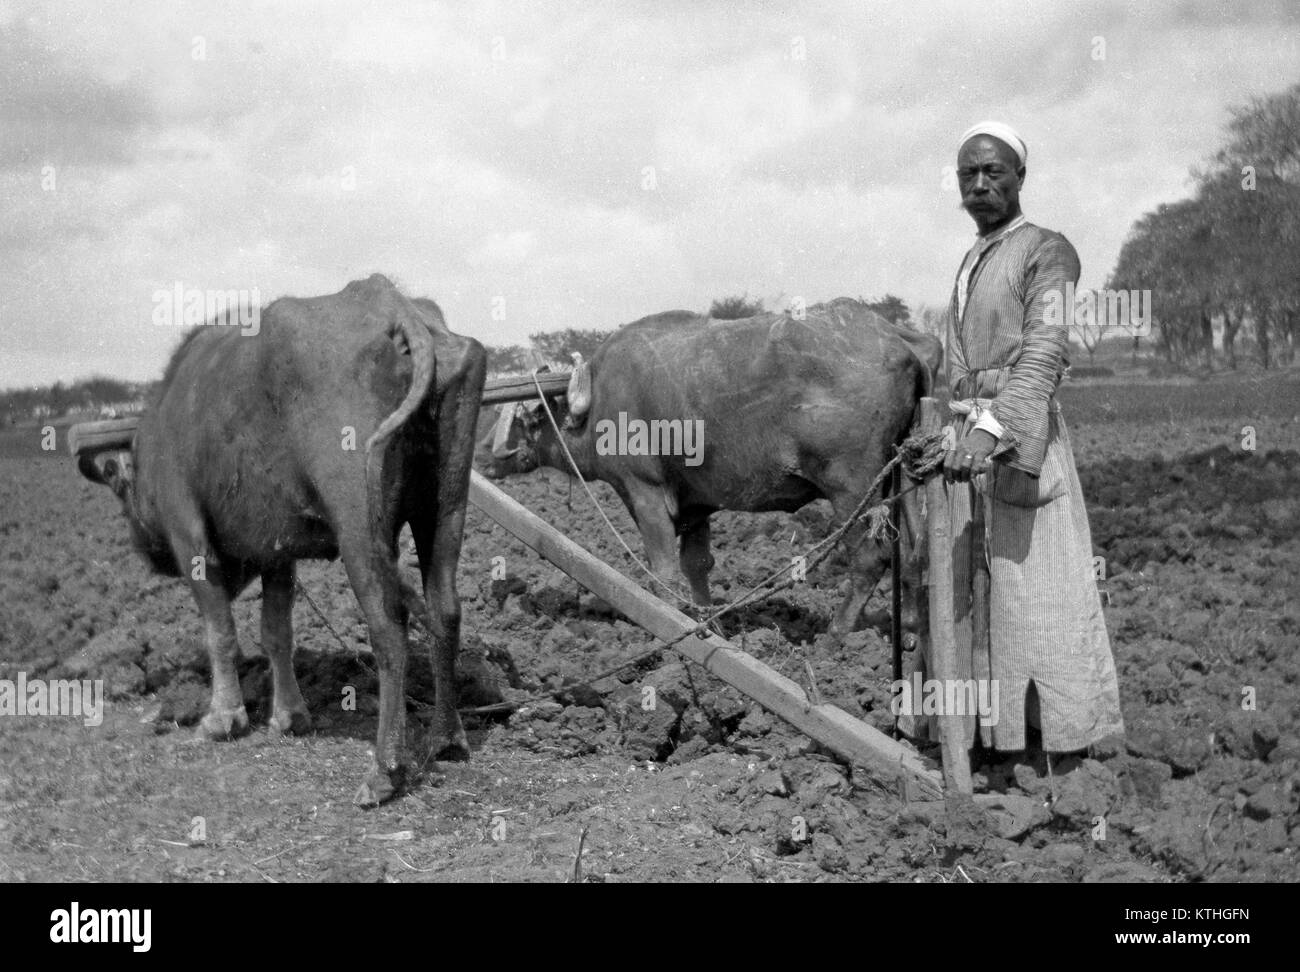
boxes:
[1,368,1298,883]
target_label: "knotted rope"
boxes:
[453,418,949,715]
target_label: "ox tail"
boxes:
[898,331,942,431]
[364,293,438,526]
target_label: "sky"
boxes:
[1,0,1298,388]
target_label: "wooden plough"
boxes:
[68,378,968,801]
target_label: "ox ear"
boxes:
[567,352,591,420]
[491,402,520,459]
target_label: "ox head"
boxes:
[475,356,593,479]
[76,445,135,504]
[476,400,545,478]
[75,441,179,575]
[69,422,143,528]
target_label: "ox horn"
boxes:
[76,451,110,485]
[567,352,591,419]
[491,402,520,459]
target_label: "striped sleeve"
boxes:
[988,234,1079,475]
[943,298,968,393]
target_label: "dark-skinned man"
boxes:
[903,122,1124,759]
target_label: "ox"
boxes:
[77,275,486,806]
[478,299,940,633]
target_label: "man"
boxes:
[915,121,1124,756]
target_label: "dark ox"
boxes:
[78,275,486,806]
[478,298,941,633]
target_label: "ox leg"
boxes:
[261,564,311,735]
[170,517,250,738]
[826,493,892,636]
[679,515,715,606]
[186,573,251,740]
[853,491,924,635]
[625,483,690,605]
[410,507,470,763]
[338,537,410,807]
[898,490,925,638]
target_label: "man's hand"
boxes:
[943,429,997,483]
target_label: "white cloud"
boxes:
[466,230,536,268]
[1,0,1298,386]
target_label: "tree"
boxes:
[1108,200,1201,366]
[481,344,532,374]
[1071,313,1105,366]
[528,328,613,364]
[708,295,765,319]
[1195,170,1294,368]
[912,303,948,340]
[1201,82,1300,367]
[46,381,71,417]
[862,294,912,326]
[1106,81,1300,370]
[1214,81,1300,184]
[78,375,131,405]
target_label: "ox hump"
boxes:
[341,273,400,301]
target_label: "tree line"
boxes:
[0,377,154,426]
[2,293,923,420]
[1106,81,1300,370]
[479,293,917,373]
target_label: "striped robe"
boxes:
[907,219,1125,752]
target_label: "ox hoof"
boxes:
[825,617,852,639]
[827,607,871,637]
[199,706,250,740]
[429,726,471,763]
[433,741,471,763]
[353,765,404,808]
[269,708,312,736]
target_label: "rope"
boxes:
[294,579,450,710]
[529,371,696,609]
[292,419,949,721]
[459,422,949,715]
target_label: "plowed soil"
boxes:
[2,369,1298,882]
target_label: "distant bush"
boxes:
[482,344,532,375]
[860,294,912,326]
[1068,366,1116,379]
[528,328,613,364]
[709,295,765,320]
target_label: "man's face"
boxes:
[958,136,1024,232]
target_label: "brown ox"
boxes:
[477,298,940,634]
[77,275,486,806]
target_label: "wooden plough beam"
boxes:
[468,471,942,799]
[66,371,946,800]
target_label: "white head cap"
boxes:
[959,121,1027,168]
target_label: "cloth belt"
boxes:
[955,366,1012,400]
[954,366,1063,405]
[949,397,994,422]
